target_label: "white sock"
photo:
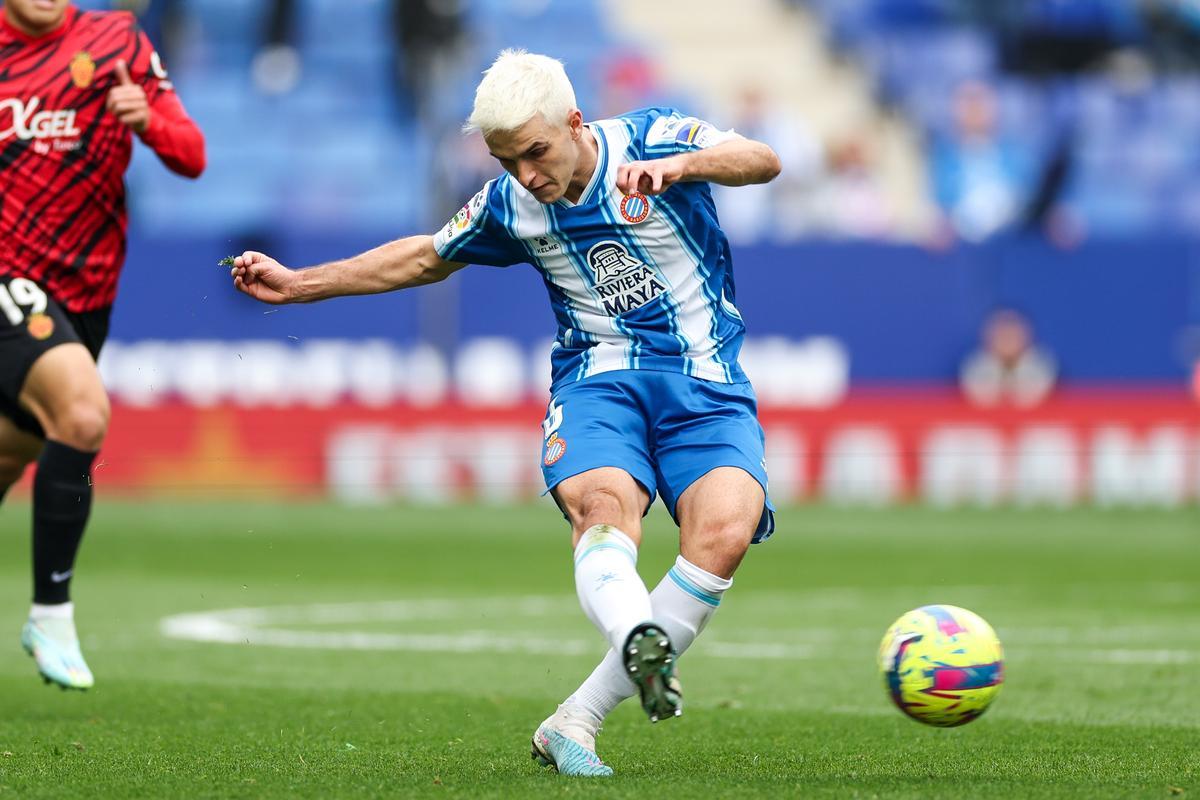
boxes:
[573,525,652,653]
[30,601,74,621]
[567,555,733,720]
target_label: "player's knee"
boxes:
[703,518,755,556]
[45,400,110,451]
[574,487,629,531]
[686,517,754,573]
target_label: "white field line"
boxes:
[159,598,1200,664]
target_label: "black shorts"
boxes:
[0,276,111,437]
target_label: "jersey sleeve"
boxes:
[121,16,173,104]
[116,16,206,178]
[433,181,524,267]
[642,109,740,156]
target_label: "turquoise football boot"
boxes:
[21,617,94,690]
[530,704,613,777]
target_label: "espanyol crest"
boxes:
[619,192,650,224]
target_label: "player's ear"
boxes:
[566,109,583,140]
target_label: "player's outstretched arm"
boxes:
[617,137,782,196]
[229,235,466,305]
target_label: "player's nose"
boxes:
[519,165,540,190]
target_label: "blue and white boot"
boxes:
[21,608,94,690]
[531,703,614,777]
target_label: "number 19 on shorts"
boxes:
[0,278,49,325]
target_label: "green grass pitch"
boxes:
[0,500,1196,798]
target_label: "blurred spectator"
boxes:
[930,81,1035,242]
[955,0,1144,73]
[115,0,184,64]
[430,123,495,226]
[1007,0,1143,75]
[960,309,1057,408]
[392,0,468,121]
[1142,0,1200,70]
[712,84,824,244]
[809,135,894,240]
[251,0,301,95]
[594,50,659,119]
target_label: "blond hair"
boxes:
[464,49,577,136]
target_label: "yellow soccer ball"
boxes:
[878,604,1004,727]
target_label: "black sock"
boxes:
[32,441,97,605]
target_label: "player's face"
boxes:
[485,111,583,204]
[3,0,72,35]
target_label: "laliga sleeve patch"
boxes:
[647,115,736,150]
[674,119,732,149]
[434,188,487,252]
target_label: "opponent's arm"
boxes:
[138,89,206,178]
[106,60,206,178]
[617,137,782,196]
[230,235,467,305]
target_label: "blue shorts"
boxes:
[540,370,776,543]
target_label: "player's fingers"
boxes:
[108,98,137,116]
[651,169,664,194]
[112,95,147,111]
[623,164,646,193]
[241,250,268,265]
[621,165,644,195]
[116,92,148,108]
[114,60,134,86]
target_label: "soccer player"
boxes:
[229,49,778,775]
[0,0,205,689]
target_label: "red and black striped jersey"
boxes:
[0,5,205,312]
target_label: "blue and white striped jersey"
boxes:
[433,107,749,391]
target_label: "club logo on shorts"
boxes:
[544,432,567,466]
[69,52,95,89]
[27,313,54,340]
[619,192,650,224]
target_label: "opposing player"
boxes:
[0,0,205,689]
[229,49,778,775]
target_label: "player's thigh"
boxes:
[0,277,88,439]
[675,466,765,578]
[552,467,652,546]
[0,413,43,486]
[540,375,657,543]
[653,377,776,569]
[18,344,110,449]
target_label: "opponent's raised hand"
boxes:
[106,60,151,134]
[617,155,687,196]
[228,251,298,304]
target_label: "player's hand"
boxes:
[106,60,151,134]
[617,156,687,196]
[230,251,298,304]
